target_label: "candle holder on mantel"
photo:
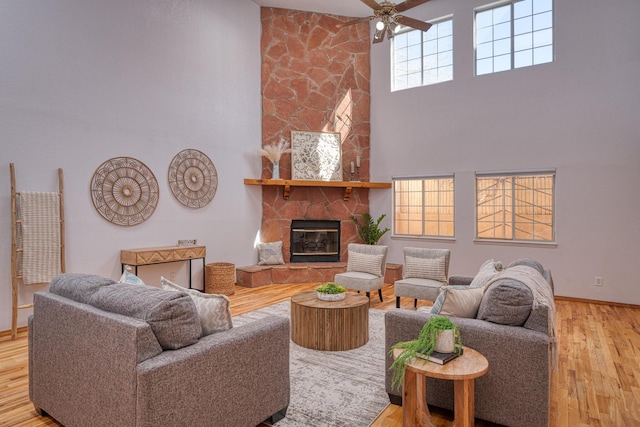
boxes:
[348,159,361,181]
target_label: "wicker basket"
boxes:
[205,262,235,295]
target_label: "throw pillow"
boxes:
[476,279,534,326]
[88,283,201,350]
[257,241,285,265]
[347,251,384,277]
[430,285,487,318]
[507,258,544,275]
[161,277,233,336]
[404,255,447,283]
[469,259,503,288]
[119,269,145,286]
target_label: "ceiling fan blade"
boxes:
[336,16,374,28]
[373,25,386,43]
[361,0,382,11]
[395,0,431,13]
[395,15,432,32]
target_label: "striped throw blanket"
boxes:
[19,191,61,285]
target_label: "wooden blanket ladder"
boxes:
[10,163,66,339]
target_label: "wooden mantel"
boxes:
[244,178,392,201]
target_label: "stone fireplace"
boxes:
[236,8,399,288]
[259,8,372,263]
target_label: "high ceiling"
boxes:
[252,0,371,18]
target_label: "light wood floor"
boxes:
[1,283,639,427]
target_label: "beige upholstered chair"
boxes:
[394,247,451,308]
[334,243,388,302]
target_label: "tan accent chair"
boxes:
[394,247,451,308]
[334,243,388,302]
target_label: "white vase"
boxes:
[272,161,280,179]
[317,292,346,301]
[434,329,455,353]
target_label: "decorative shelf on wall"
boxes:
[244,179,392,201]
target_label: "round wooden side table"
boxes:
[290,290,369,351]
[393,346,489,427]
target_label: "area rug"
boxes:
[232,301,389,427]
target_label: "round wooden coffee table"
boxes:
[393,346,489,427]
[290,290,369,351]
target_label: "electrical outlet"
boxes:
[595,276,603,287]
[177,239,197,246]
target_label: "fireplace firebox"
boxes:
[290,220,340,263]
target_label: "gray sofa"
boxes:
[29,273,290,427]
[385,261,555,427]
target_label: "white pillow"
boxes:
[347,251,384,277]
[430,285,487,318]
[257,241,285,265]
[119,269,145,286]
[470,259,503,288]
[404,255,447,283]
[161,277,233,336]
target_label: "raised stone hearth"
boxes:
[236,262,403,288]
[237,262,347,288]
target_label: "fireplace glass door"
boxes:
[290,220,340,263]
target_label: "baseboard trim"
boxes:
[0,326,27,338]
[555,295,640,309]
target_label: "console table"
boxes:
[120,245,206,289]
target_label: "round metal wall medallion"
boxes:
[90,157,159,226]
[168,149,218,208]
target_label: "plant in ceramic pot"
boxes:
[316,282,346,301]
[389,316,462,388]
[257,137,291,180]
[350,212,390,245]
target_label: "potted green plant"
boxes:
[316,282,346,301]
[350,212,390,245]
[389,316,462,389]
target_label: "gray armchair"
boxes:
[394,247,451,308]
[334,243,388,302]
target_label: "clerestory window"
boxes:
[475,0,553,76]
[392,18,453,91]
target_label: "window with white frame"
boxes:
[393,176,455,238]
[476,171,555,242]
[392,18,453,91]
[475,0,553,76]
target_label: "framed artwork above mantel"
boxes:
[291,131,342,181]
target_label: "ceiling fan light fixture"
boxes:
[340,0,433,45]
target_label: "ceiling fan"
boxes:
[337,0,433,44]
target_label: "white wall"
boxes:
[0,0,263,331]
[370,0,640,304]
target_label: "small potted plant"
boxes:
[316,282,346,301]
[389,316,462,389]
[350,212,390,245]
